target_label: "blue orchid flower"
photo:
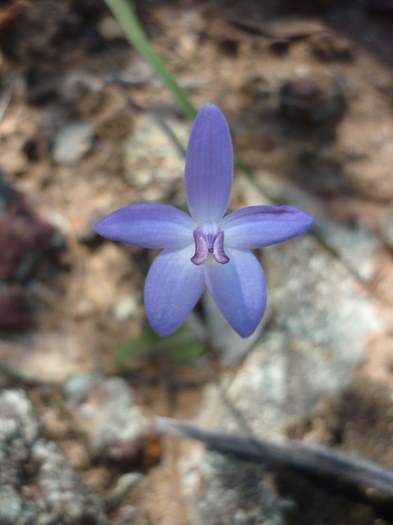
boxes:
[93,104,314,338]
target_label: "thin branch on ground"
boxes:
[156,416,393,500]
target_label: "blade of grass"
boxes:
[105,0,261,182]
[105,0,196,119]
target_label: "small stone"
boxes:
[264,18,325,40]
[110,60,153,88]
[98,15,124,40]
[52,122,94,165]
[0,389,39,445]
[141,184,169,202]
[113,296,138,321]
[64,373,98,403]
[178,33,198,59]
[280,75,346,125]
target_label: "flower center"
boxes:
[190,226,230,265]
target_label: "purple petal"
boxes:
[185,104,233,223]
[144,245,205,336]
[93,203,194,249]
[223,205,314,249]
[204,249,266,337]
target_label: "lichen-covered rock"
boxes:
[64,374,157,465]
[182,450,288,525]
[0,389,107,525]
[204,235,378,440]
[32,439,106,525]
[180,182,380,523]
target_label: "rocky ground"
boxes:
[1,0,393,523]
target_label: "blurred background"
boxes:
[1,0,393,523]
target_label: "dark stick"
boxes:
[156,416,393,498]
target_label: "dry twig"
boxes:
[156,416,393,500]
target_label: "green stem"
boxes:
[105,0,196,119]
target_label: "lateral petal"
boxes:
[204,249,266,337]
[144,246,205,336]
[93,203,194,249]
[224,205,314,249]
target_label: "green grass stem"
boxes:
[105,0,197,119]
